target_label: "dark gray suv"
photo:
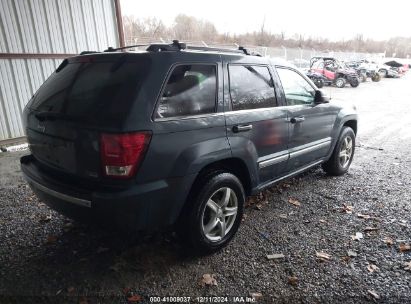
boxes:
[21,41,357,253]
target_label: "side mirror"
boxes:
[314,90,330,104]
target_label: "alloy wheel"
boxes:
[339,136,353,168]
[201,187,238,242]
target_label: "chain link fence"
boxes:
[125,37,385,68]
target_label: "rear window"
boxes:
[30,56,151,123]
[156,64,217,119]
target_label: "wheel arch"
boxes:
[343,119,357,135]
[189,157,252,197]
[175,157,251,229]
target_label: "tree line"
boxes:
[123,14,411,58]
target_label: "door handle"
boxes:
[233,124,253,133]
[290,116,305,124]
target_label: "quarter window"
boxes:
[156,64,217,118]
[229,65,276,111]
[276,68,315,105]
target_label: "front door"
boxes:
[223,61,289,184]
[275,67,336,171]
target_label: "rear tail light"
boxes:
[100,132,151,179]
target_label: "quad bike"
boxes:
[346,60,381,82]
[358,60,381,82]
[310,57,360,88]
[345,62,367,82]
[306,70,327,88]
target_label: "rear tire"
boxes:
[350,78,360,87]
[371,73,381,82]
[322,127,355,176]
[177,172,245,254]
[335,77,346,88]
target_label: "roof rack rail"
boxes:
[185,45,244,54]
[102,40,263,57]
[146,40,187,52]
[103,44,150,52]
[79,51,100,55]
[147,40,262,56]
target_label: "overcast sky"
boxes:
[121,0,410,41]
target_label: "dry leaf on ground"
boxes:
[288,276,298,286]
[383,237,393,246]
[45,235,58,244]
[319,219,327,224]
[367,290,380,299]
[255,204,263,210]
[39,214,52,223]
[399,243,411,252]
[250,292,263,300]
[342,204,353,214]
[367,264,379,273]
[288,198,301,207]
[364,227,379,232]
[404,261,411,271]
[316,251,331,261]
[347,250,357,258]
[351,232,363,241]
[266,253,285,260]
[357,213,371,219]
[200,274,217,286]
[127,294,142,302]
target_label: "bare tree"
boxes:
[123,14,411,58]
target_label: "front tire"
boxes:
[314,78,324,88]
[322,127,355,176]
[178,172,245,254]
[335,77,346,88]
[379,69,387,78]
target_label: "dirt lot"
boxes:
[1,75,410,303]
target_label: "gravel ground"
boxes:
[1,75,410,303]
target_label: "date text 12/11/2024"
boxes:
[149,296,258,303]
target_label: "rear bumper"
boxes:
[21,155,195,231]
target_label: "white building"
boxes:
[0,0,124,142]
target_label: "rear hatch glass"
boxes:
[26,55,151,179]
[30,55,151,125]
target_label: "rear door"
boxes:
[141,59,230,184]
[223,59,289,184]
[275,66,337,171]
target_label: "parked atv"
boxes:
[358,60,381,82]
[310,57,360,88]
[306,70,327,88]
[345,61,368,82]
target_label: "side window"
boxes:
[312,61,324,70]
[229,65,276,111]
[156,65,217,118]
[276,68,315,106]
